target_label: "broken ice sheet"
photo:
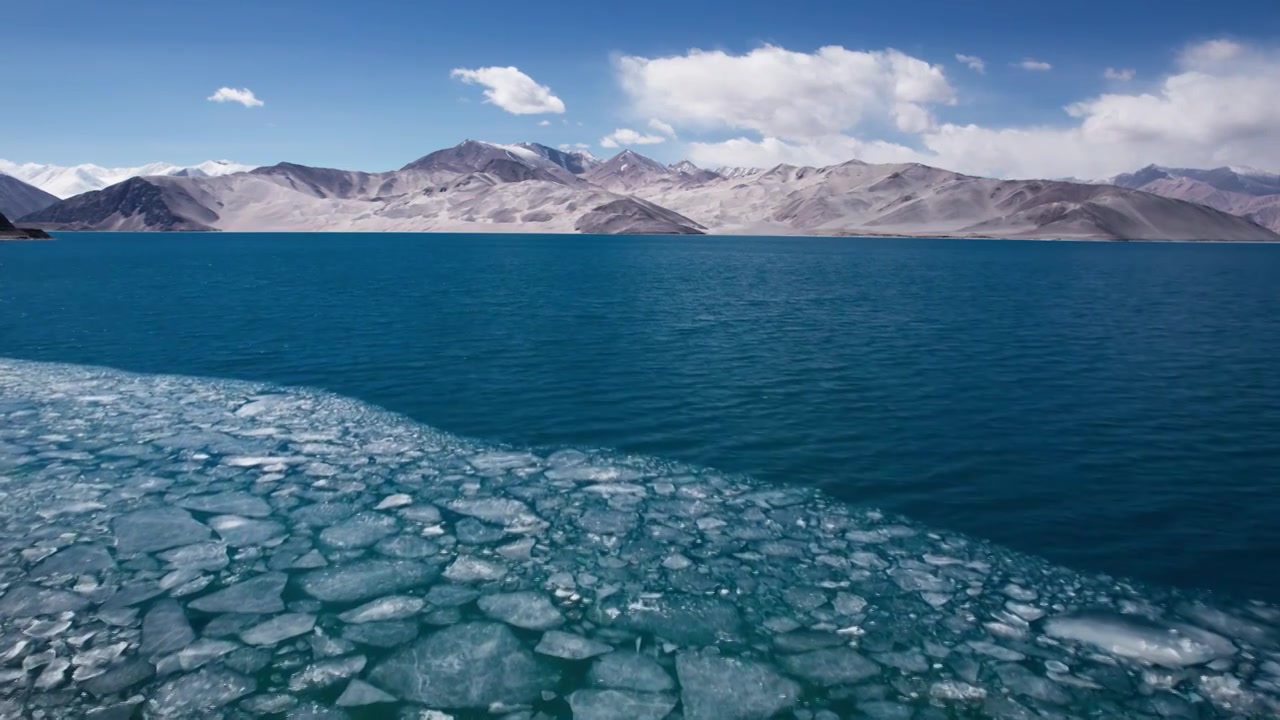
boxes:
[0,358,1276,719]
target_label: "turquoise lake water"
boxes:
[3,232,1280,718]
[2,232,1278,602]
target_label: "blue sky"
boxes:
[4,0,1280,177]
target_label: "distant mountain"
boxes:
[0,173,59,219]
[634,160,1277,241]
[1104,165,1280,232]
[0,210,51,240]
[21,142,1277,241]
[0,159,257,199]
[23,141,705,236]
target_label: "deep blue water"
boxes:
[2,232,1278,601]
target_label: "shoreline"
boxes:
[20,228,1280,244]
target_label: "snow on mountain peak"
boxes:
[0,159,257,198]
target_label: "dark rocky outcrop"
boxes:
[0,210,51,239]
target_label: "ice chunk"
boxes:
[594,593,743,646]
[567,689,677,720]
[176,492,272,518]
[30,544,115,578]
[336,679,397,706]
[535,630,614,659]
[319,512,399,549]
[588,651,675,692]
[447,497,543,530]
[367,622,560,708]
[374,535,438,559]
[338,595,425,624]
[455,517,507,544]
[375,494,413,510]
[577,508,638,535]
[177,639,239,671]
[930,680,988,701]
[239,613,317,646]
[0,585,90,617]
[478,591,564,630]
[285,701,352,719]
[299,560,439,603]
[209,515,286,546]
[113,507,211,554]
[81,658,155,696]
[778,647,880,686]
[342,620,419,648]
[1043,612,1237,668]
[144,666,255,719]
[189,572,288,613]
[288,654,367,692]
[157,542,229,572]
[241,694,298,715]
[141,600,195,658]
[676,651,800,720]
[443,556,508,583]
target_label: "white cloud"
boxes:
[449,66,565,115]
[1103,67,1136,81]
[599,127,667,148]
[955,53,986,73]
[686,135,921,168]
[922,40,1280,178]
[618,39,1280,180]
[538,119,551,126]
[207,87,263,108]
[1017,59,1053,71]
[647,118,676,137]
[617,44,954,140]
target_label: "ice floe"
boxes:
[0,358,1278,718]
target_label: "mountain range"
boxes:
[1103,165,1280,234]
[0,159,256,199]
[12,142,1280,241]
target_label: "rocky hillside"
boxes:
[0,210,51,239]
[20,143,1280,241]
[1106,165,1280,233]
[0,174,59,219]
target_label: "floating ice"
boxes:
[112,507,212,554]
[477,591,564,630]
[1044,612,1237,668]
[0,358,1278,719]
[535,630,614,659]
[187,572,287,614]
[367,622,560,708]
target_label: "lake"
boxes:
[1,232,1279,718]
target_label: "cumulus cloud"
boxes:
[1103,67,1136,81]
[924,40,1280,177]
[1017,59,1053,71]
[624,39,1280,180]
[450,66,566,115]
[599,128,667,148]
[955,54,986,73]
[207,87,263,108]
[538,119,551,126]
[617,45,955,140]
[685,135,921,168]
[647,118,676,137]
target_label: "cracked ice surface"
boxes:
[0,359,1278,719]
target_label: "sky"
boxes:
[4,0,1280,179]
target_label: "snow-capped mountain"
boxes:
[715,166,765,180]
[19,142,1280,241]
[0,159,258,199]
